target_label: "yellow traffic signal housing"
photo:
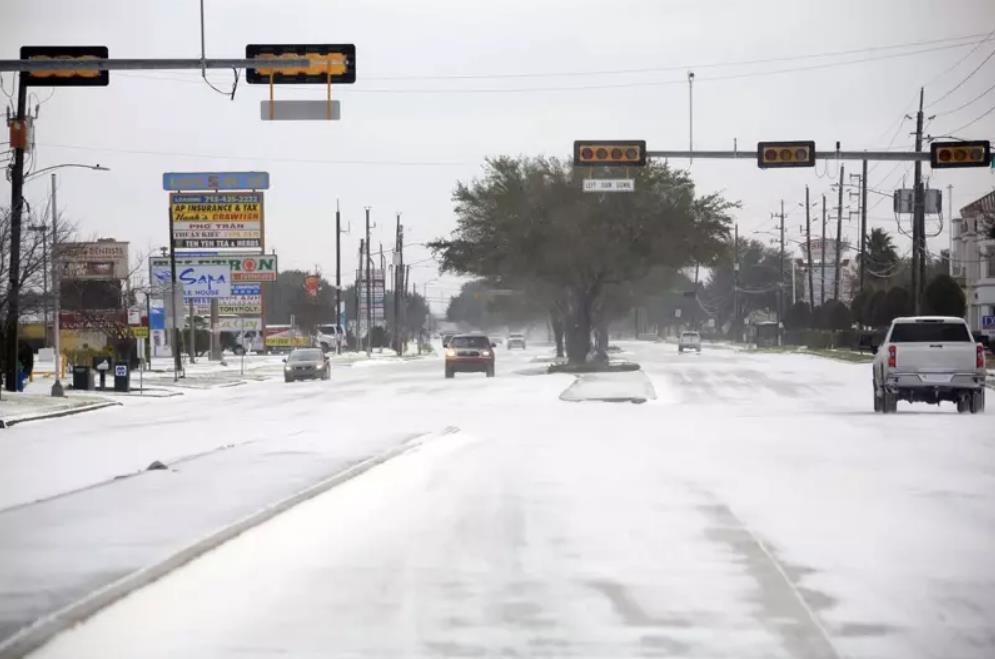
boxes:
[573,140,646,167]
[930,141,990,169]
[246,44,356,84]
[757,141,816,168]
[20,46,109,87]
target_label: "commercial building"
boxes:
[950,190,995,338]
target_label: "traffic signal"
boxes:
[19,46,109,87]
[573,140,646,167]
[930,141,991,169]
[757,141,816,169]
[246,44,356,84]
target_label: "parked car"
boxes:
[506,333,527,350]
[283,348,330,382]
[445,334,496,378]
[678,331,702,353]
[872,316,986,413]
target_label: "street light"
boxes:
[25,163,110,397]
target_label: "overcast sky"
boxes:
[3,0,995,311]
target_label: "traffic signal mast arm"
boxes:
[0,57,311,73]
[644,149,930,162]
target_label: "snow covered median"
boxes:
[559,370,657,403]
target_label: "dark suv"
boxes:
[445,334,496,378]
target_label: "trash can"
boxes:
[113,362,130,393]
[72,365,94,391]
[93,356,112,389]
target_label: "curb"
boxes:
[0,431,437,659]
[0,401,121,429]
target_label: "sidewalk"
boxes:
[0,392,119,429]
[0,426,426,655]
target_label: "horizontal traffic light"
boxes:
[930,141,990,169]
[574,140,646,167]
[20,46,109,87]
[246,44,356,84]
[757,141,816,169]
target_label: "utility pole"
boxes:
[169,210,182,380]
[912,87,925,314]
[188,300,196,364]
[335,200,342,353]
[732,224,739,340]
[821,194,827,307]
[834,165,844,301]
[394,213,403,354]
[778,200,785,334]
[860,159,868,294]
[364,207,372,355]
[356,239,363,349]
[805,186,815,313]
[51,174,64,396]
[688,71,695,165]
[3,73,27,391]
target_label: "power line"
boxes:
[944,101,995,135]
[933,80,995,115]
[926,44,995,108]
[924,25,995,87]
[112,39,988,95]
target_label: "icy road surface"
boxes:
[24,342,995,659]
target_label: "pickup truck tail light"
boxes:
[978,344,985,369]
[887,345,896,368]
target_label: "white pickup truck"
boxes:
[872,316,987,414]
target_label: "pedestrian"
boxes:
[17,342,34,392]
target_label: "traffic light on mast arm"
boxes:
[19,46,109,86]
[573,140,647,167]
[757,141,816,168]
[245,44,356,84]
[929,140,990,169]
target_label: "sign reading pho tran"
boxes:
[170,192,264,250]
[59,241,129,280]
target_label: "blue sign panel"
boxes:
[149,304,166,331]
[982,315,995,330]
[162,171,269,191]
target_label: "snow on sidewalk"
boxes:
[0,393,119,428]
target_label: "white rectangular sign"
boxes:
[260,100,341,121]
[583,178,635,193]
[155,264,232,299]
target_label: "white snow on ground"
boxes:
[14,342,995,658]
[559,370,657,402]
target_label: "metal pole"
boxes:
[188,300,196,364]
[365,208,372,355]
[3,73,27,392]
[688,71,694,165]
[860,159,868,294]
[732,224,739,339]
[834,165,844,301]
[0,57,311,73]
[240,317,245,376]
[821,195,827,306]
[169,207,181,380]
[335,200,341,354]
[39,225,49,345]
[779,200,785,336]
[912,87,926,314]
[644,149,928,162]
[394,213,402,354]
[805,186,814,314]
[51,173,64,396]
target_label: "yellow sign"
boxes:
[264,336,311,348]
[131,327,150,339]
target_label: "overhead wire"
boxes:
[926,38,995,108]
[933,80,995,116]
[944,101,995,135]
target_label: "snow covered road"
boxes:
[12,342,995,658]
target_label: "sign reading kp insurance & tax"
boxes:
[170,192,264,250]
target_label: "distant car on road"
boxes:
[445,334,496,378]
[678,331,702,353]
[872,316,986,413]
[283,348,330,383]
[506,333,527,350]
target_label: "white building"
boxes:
[950,191,995,337]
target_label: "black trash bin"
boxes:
[72,365,94,391]
[113,362,130,393]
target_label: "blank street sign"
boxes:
[260,100,341,121]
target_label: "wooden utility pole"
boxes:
[805,186,815,313]
[821,195,827,306]
[912,87,926,314]
[834,165,845,301]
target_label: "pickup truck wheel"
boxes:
[873,384,883,412]
[445,368,454,379]
[970,390,985,413]
[957,396,970,413]
[882,391,898,413]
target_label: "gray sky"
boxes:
[3,0,995,311]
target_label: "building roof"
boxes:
[961,190,995,218]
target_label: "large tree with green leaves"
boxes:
[702,239,782,334]
[924,274,966,318]
[431,157,734,363]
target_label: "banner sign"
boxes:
[170,192,264,250]
[163,171,269,191]
[150,254,277,283]
[59,241,129,280]
[218,317,262,332]
[59,309,127,330]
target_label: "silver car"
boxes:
[283,348,330,382]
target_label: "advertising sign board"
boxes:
[59,241,129,280]
[170,192,264,250]
[150,255,278,283]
